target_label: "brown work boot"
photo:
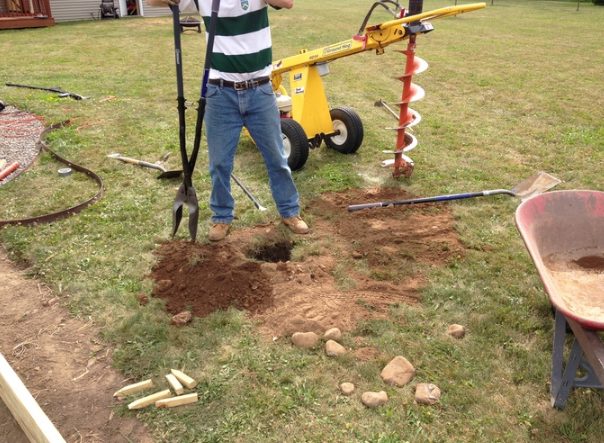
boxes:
[282,216,309,234]
[208,223,230,241]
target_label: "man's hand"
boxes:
[147,0,179,7]
[267,0,293,10]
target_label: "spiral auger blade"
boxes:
[372,1,434,178]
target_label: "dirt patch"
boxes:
[150,188,464,337]
[574,255,604,271]
[0,250,153,443]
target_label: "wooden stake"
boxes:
[165,373,184,395]
[0,353,66,443]
[170,368,197,389]
[127,389,172,410]
[155,393,198,408]
[113,378,154,398]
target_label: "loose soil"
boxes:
[151,188,465,337]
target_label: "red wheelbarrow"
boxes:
[515,190,604,409]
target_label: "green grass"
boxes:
[1,1,603,442]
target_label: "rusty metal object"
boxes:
[0,122,104,227]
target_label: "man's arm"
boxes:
[147,0,179,7]
[266,0,293,10]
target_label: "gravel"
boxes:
[0,105,45,186]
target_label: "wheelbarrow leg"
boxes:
[550,310,582,409]
[550,309,603,409]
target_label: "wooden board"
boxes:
[0,353,65,443]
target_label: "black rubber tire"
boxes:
[281,118,309,171]
[325,106,364,154]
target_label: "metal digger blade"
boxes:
[172,183,199,241]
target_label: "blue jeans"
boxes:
[205,82,300,224]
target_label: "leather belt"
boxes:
[208,77,271,91]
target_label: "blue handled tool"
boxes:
[347,172,560,212]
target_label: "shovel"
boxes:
[347,171,561,212]
[107,153,182,179]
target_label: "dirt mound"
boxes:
[151,240,274,318]
[150,188,464,337]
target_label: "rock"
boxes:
[361,391,388,408]
[339,382,355,396]
[325,340,347,357]
[291,332,320,349]
[352,251,363,259]
[42,297,59,307]
[171,311,192,326]
[447,324,466,339]
[380,356,415,387]
[415,383,441,405]
[136,293,149,306]
[323,327,342,341]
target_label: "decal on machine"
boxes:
[322,42,352,56]
[293,73,303,81]
[295,87,305,94]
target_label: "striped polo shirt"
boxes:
[198,0,273,82]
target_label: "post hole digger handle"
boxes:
[188,0,220,174]
[347,189,514,212]
[170,4,199,240]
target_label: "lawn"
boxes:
[1,1,603,442]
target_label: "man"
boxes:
[148,0,309,241]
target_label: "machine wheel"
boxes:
[281,118,309,171]
[325,106,364,154]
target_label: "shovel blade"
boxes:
[512,172,561,201]
[172,183,199,240]
[158,170,183,180]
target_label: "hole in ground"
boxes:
[247,240,293,263]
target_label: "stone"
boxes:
[361,391,388,408]
[291,332,320,349]
[339,382,355,396]
[380,356,415,387]
[323,327,342,341]
[415,383,441,405]
[447,324,466,339]
[325,340,346,357]
[171,311,192,326]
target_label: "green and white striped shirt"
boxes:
[199,0,273,82]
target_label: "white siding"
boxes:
[143,2,170,18]
[49,0,169,22]
[50,0,106,22]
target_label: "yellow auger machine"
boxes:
[272,0,486,177]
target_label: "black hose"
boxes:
[356,0,403,35]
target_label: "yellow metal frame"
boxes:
[271,3,486,139]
